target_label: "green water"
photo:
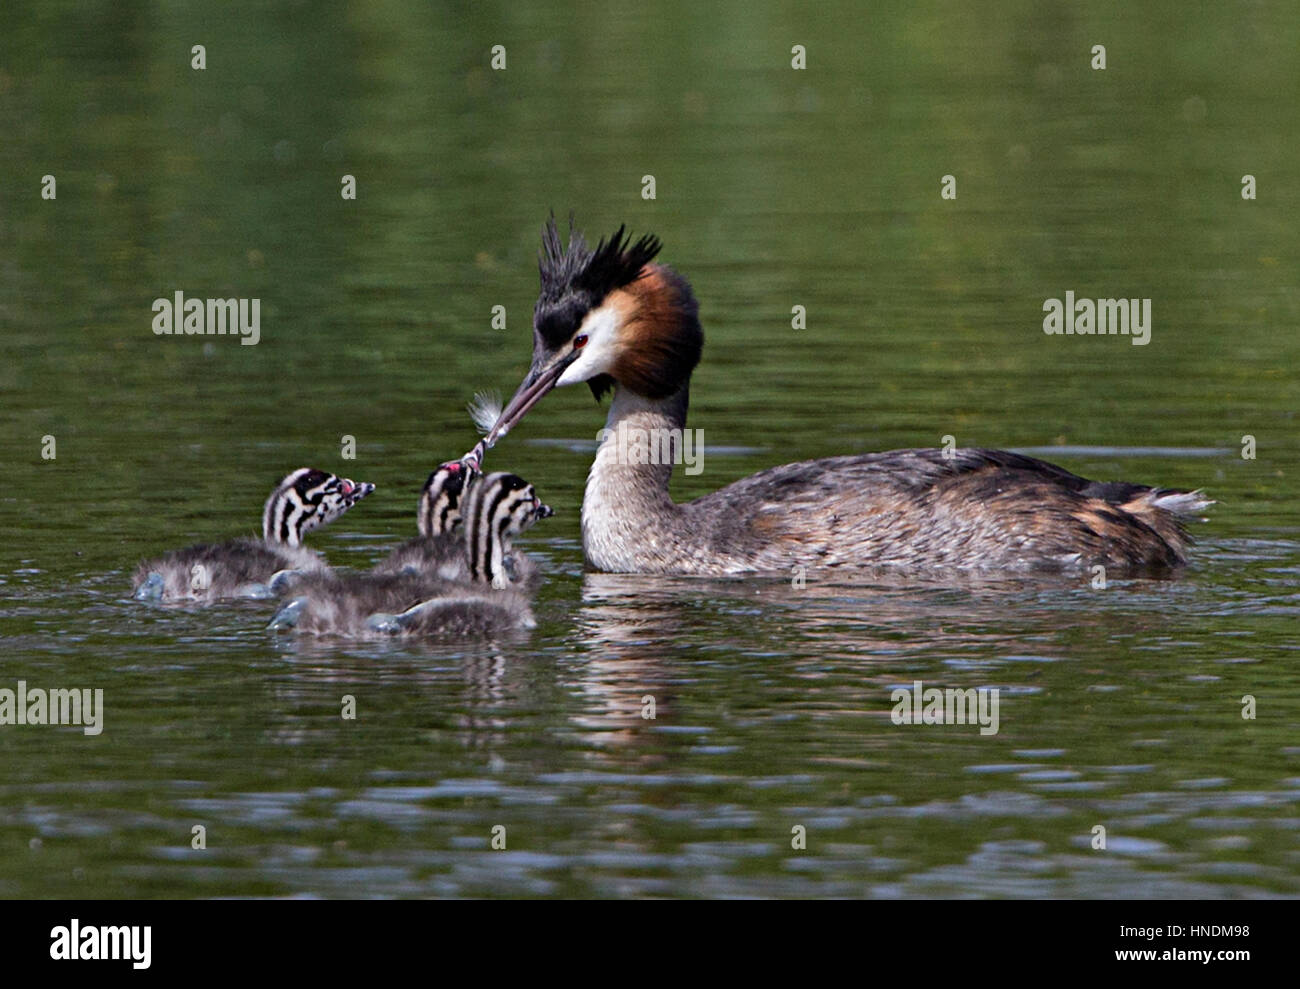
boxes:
[1,1,1298,897]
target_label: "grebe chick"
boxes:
[448,470,553,590]
[268,471,552,637]
[370,461,471,578]
[132,468,375,602]
[463,218,1212,576]
[372,465,551,591]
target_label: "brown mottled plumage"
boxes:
[463,218,1212,576]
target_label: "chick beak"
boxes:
[344,480,376,504]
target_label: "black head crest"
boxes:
[534,215,662,348]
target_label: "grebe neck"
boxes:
[582,385,689,570]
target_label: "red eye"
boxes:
[574,334,588,349]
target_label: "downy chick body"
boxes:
[132,468,374,602]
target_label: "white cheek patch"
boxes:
[557,304,620,386]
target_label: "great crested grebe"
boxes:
[371,460,472,578]
[132,468,375,602]
[372,462,550,589]
[268,469,552,637]
[461,218,1211,576]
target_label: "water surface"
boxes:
[1,1,1298,898]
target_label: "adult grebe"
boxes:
[461,218,1210,576]
[132,468,375,602]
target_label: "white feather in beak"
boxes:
[466,390,503,435]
